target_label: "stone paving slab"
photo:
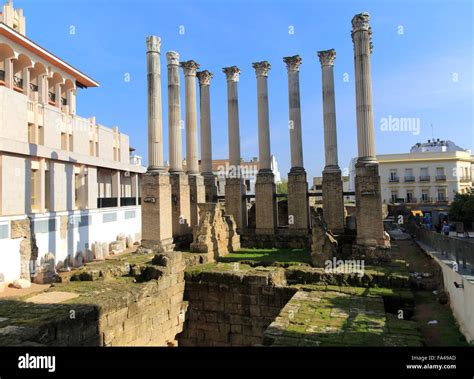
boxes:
[263,288,423,347]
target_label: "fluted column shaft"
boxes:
[181,60,200,175]
[146,36,164,171]
[318,49,339,170]
[283,55,304,171]
[223,66,241,168]
[352,14,376,160]
[197,70,213,175]
[252,61,272,171]
[167,51,182,173]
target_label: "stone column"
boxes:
[351,13,388,247]
[197,70,218,203]
[223,66,247,230]
[252,61,276,235]
[317,49,345,234]
[181,60,205,228]
[283,55,309,234]
[146,36,164,172]
[141,35,174,252]
[167,52,191,246]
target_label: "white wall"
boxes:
[0,206,142,283]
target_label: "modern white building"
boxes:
[348,139,473,225]
[0,1,145,282]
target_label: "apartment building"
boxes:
[0,1,145,281]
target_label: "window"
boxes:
[404,168,414,182]
[421,190,429,201]
[436,167,444,176]
[28,123,35,143]
[389,169,398,182]
[437,189,446,201]
[45,169,51,211]
[68,134,73,152]
[31,169,39,211]
[74,173,81,209]
[406,191,414,203]
[61,132,67,150]
[391,191,398,203]
[89,140,94,156]
[420,167,430,181]
[95,142,99,157]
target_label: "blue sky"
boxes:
[17,0,473,179]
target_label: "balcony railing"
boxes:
[13,75,23,88]
[406,197,417,203]
[48,91,56,103]
[120,197,137,206]
[0,70,5,82]
[435,174,446,181]
[389,177,400,183]
[419,175,431,182]
[460,177,471,182]
[29,83,39,92]
[404,175,415,182]
[97,197,118,208]
[421,197,433,203]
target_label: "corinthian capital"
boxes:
[351,12,371,32]
[180,60,200,76]
[146,35,161,53]
[252,61,271,77]
[197,70,213,86]
[166,51,180,66]
[223,66,240,82]
[351,12,373,52]
[283,55,302,72]
[317,49,336,67]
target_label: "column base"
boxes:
[255,171,276,235]
[188,174,206,228]
[322,168,345,234]
[203,173,218,203]
[287,168,309,233]
[170,172,192,245]
[355,159,390,248]
[141,171,175,252]
[225,177,247,231]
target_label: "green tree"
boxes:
[276,180,288,194]
[448,188,474,227]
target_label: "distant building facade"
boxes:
[202,155,281,196]
[348,139,473,226]
[0,1,145,281]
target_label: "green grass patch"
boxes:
[218,248,311,266]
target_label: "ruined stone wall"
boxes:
[178,268,296,346]
[0,252,187,346]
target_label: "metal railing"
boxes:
[419,175,431,182]
[97,197,118,208]
[435,174,446,181]
[120,197,137,206]
[406,197,417,203]
[389,176,400,182]
[13,75,23,88]
[404,175,415,182]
